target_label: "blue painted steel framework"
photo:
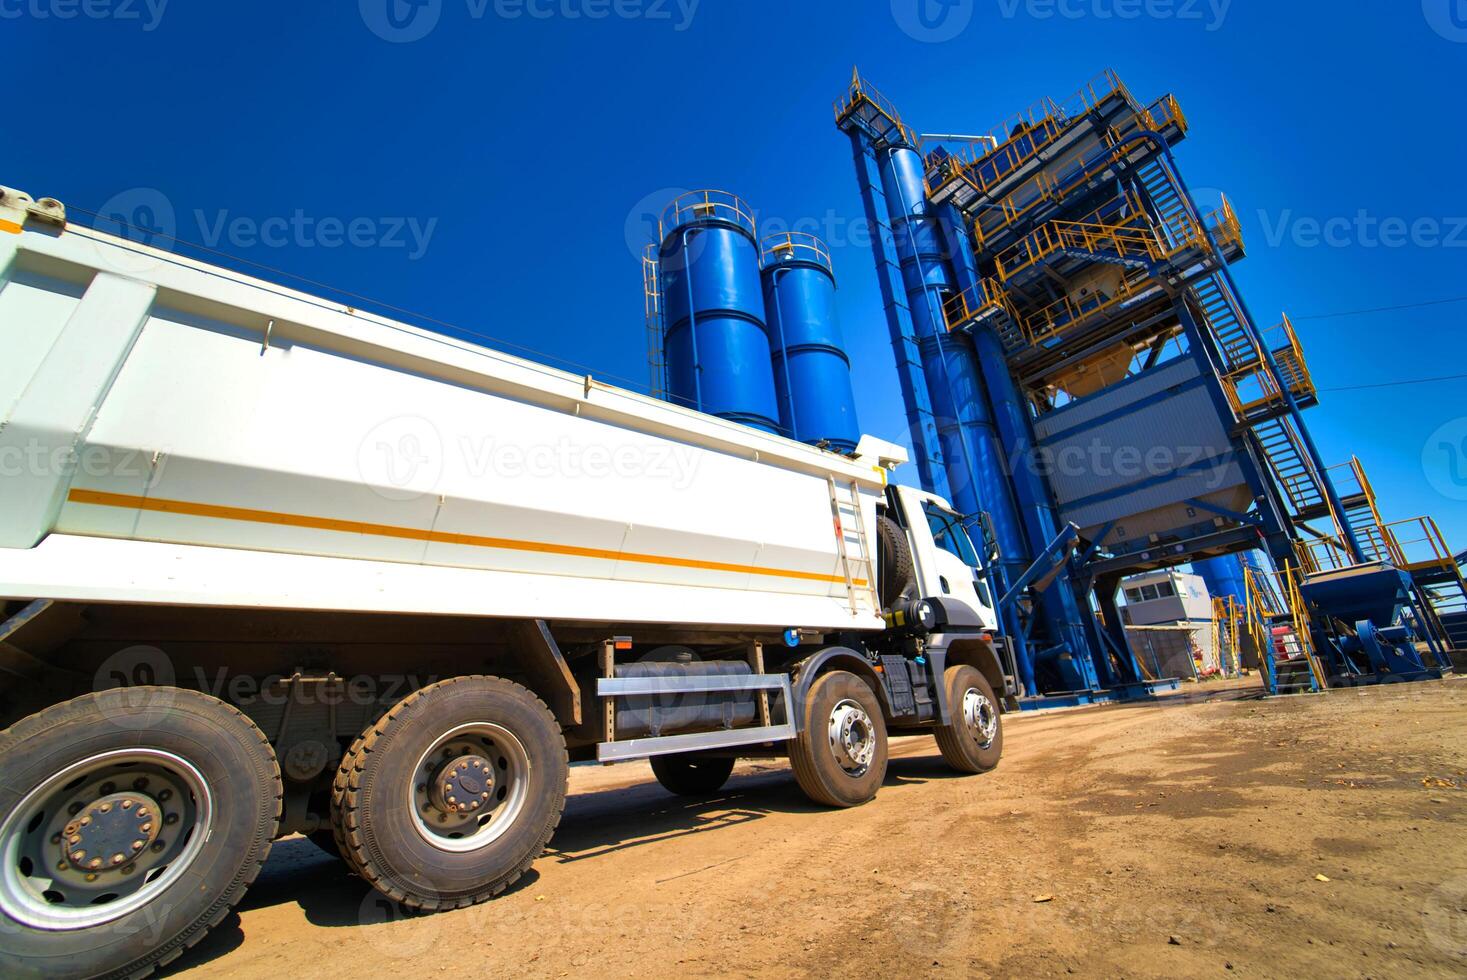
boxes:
[836,69,1463,697]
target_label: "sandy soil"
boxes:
[167,677,1467,978]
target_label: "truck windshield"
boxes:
[924,503,981,568]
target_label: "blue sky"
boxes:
[10,1,1467,547]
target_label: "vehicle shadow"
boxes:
[161,743,964,974]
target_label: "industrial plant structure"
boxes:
[645,70,1466,702]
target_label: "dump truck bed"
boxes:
[0,214,888,631]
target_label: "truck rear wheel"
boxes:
[0,688,281,980]
[330,676,567,911]
[788,670,888,808]
[649,754,736,796]
[933,665,1003,773]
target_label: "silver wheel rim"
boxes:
[962,688,999,750]
[410,723,532,853]
[827,699,876,777]
[0,748,212,930]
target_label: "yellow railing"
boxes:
[1382,515,1461,577]
[661,189,757,239]
[943,278,1019,333]
[1221,314,1316,416]
[1212,595,1243,675]
[760,232,832,273]
[1200,196,1245,255]
[1022,268,1165,347]
[834,70,919,147]
[1244,565,1327,692]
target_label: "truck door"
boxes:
[893,486,996,628]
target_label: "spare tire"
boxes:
[876,514,916,610]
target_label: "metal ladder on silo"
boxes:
[828,477,881,615]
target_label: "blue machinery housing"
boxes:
[645,72,1466,703]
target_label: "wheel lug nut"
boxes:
[99,804,112,814]
[85,872,98,882]
[137,808,150,818]
[71,851,86,863]
[121,800,133,810]
[80,817,91,827]
[132,840,145,851]
[88,858,102,869]
[111,854,125,865]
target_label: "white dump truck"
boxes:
[0,186,1016,979]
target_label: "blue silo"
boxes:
[1196,554,1249,606]
[761,233,860,452]
[660,191,781,435]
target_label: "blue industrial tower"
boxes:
[835,69,1464,699]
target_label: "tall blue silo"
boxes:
[761,233,860,452]
[659,191,781,435]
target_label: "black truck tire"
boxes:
[330,675,567,911]
[650,754,736,796]
[933,665,1004,773]
[788,670,888,808]
[0,688,281,980]
[876,514,916,610]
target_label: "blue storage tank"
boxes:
[659,191,781,434]
[1196,554,1249,606]
[761,233,860,452]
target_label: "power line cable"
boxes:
[1293,294,1467,321]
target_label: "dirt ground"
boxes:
[168,677,1467,979]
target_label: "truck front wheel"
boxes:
[933,665,1003,773]
[788,670,888,808]
[0,688,281,980]
[330,676,567,911]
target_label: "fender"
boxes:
[928,634,1011,724]
[788,646,894,727]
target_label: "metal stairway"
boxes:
[1137,159,1195,248]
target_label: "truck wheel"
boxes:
[330,676,567,911]
[933,665,1003,774]
[0,689,280,980]
[649,754,735,796]
[788,670,887,808]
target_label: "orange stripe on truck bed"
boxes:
[0,219,23,235]
[66,488,867,588]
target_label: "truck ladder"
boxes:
[828,476,881,615]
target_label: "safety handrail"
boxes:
[943,278,1020,333]
[661,190,757,239]
[760,232,833,274]
[1221,314,1316,415]
[834,70,920,147]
